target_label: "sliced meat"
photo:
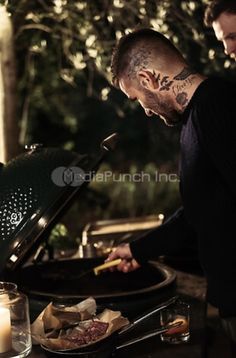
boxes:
[64,320,109,346]
[87,320,109,339]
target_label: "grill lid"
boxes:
[0,134,118,274]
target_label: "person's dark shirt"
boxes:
[130,77,236,318]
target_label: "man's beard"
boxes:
[143,89,182,126]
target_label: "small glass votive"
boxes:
[0,287,32,358]
[0,281,17,293]
[160,299,190,344]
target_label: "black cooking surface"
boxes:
[17,258,167,298]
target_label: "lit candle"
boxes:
[0,307,12,353]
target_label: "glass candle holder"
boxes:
[0,281,17,294]
[160,300,190,344]
[0,288,32,358]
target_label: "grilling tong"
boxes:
[93,258,122,275]
[116,295,181,349]
[72,258,123,280]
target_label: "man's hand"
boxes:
[106,243,140,273]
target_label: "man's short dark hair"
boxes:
[111,28,182,87]
[204,0,236,27]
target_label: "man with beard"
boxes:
[204,0,236,60]
[107,28,236,355]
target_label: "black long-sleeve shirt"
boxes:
[130,77,236,318]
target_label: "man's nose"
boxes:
[224,41,236,59]
[144,108,153,117]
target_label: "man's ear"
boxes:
[137,70,158,90]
